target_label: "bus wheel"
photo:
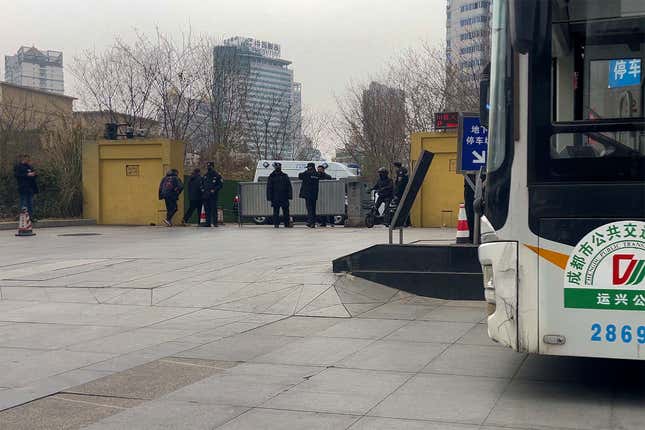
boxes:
[253,217,267,225]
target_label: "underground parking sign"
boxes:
[457,113,488,173]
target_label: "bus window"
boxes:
[542,1,645,180]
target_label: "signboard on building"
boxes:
[434,112,459,130]
[456,113,488,173]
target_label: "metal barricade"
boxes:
[239,180,346,217]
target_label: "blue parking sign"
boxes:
[457,114,488,173]
[608,59,641,89]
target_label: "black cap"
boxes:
[307,162,315,169]
[207,161,214,168]
[393,162,402,168]
[273,162,282,168]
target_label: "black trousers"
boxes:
[183,199,201,223]
[305,198,317,225]
[204,194,219,226]
[164,198,178,222]
[375,196,391,214]
[272,204,290,227]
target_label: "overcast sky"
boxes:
[2,0,446,152]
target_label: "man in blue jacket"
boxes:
[13,154,38,221]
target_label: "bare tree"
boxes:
[332,81,407,178]
[291,107,326,160]
[245,89,296,160]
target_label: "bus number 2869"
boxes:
[591,323,645,344]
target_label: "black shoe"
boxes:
[285,224,293,228]
[212,224,218,227]
[274,225,280,228]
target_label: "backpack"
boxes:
[162,176,175,196]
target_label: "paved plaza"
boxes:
[0,225,643,429]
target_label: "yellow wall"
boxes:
[410,131,464,228]
[83,138,185,225]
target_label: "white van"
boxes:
[253,160,358,182]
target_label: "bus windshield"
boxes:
[550,1,645,163]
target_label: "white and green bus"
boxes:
[479,0,645,359]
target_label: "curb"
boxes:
[0,219,97,231]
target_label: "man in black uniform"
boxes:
[316,165,333,227]
[266,162,293,228]
[13,154,38,220]
[158,169,183,226]
[202,162,223,227]
[298,162,320,228]
[182,168,203,225]
[371,167,394,216]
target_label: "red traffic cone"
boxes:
[199,205,207,225]
[16,207,35,237]
[456,203,470,244]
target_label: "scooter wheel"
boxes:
[365,214,375,228]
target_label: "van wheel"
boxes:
[253,217,267,225]
[333,215,345,225]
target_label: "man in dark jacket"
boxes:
[393,162,409,200]
[202,161,223,227]
[298,162,320,228]
[159,169,183,226]
[371,167,394,215]
[316,165,333,227]
[266,162,293,228]
[14,154,38,220]
[182,168,203,225]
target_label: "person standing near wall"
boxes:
[159,169,183,226]
[182,168,203,225]
[316,165,333,227]
[266,162,293,228]
[298,162,320,228]
[202,162,223,228]
[14,154,38,221]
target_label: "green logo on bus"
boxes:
[564,221,645,311]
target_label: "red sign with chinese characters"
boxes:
[434,112,459,130]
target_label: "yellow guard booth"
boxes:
[83,138,185,225]
[410,131,463,228]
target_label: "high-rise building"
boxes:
[214,37,300,159]
[446,1,492,73]
[4,46,64,94]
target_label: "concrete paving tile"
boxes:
[225,363,324,384]
[316,318,407,339]
[106,306,196,327]
[82,341,201,373]
[153,282,252,308]
[0,259,106,280]
[442,300,486,309]
[253,336,373,366]
[294,284,336,313]
[214,286,301,314]
[94,288,152,305]
[370,373,508,424]
[0,287,51,301]
[339,340,447,373]
[421,306,486,323]
[385,321,475,344]
[611,388,645,430]
[0,323,126,350]
[485,379,612,429]
[69,357,234,400]
[149,308,251,331]
[218,408,359,430]
[297,303,351,318]
[0,393,142,430]
[175,334,299,361]
[0,302,135,325]
[83,401,247,430]
[296,287,350,317]
[423,344,526,378]
[250,316,340,337]
[263,367,409,415]
[67,328,194,355]
[358,303,438,320]
[165,373,294,407]
[349,417,479,430]
[0,349,115,387]
[0,300,38,313]
[345,303,383,316]
[456,323,502,347]
[334,276,399,303]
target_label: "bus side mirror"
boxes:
[480,63,491,128]
[509,0,548,54]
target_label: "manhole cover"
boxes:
[58,233,103,237]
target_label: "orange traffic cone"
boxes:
[15,207,35,237]
[199,205,207,226]
[456,203,470,244]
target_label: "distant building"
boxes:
[446,0,492,73]
[4,46,64,94]
[214,37,300,159]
